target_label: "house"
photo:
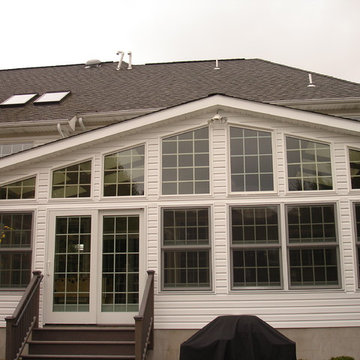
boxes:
[1,58,360,360]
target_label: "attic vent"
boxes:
[85,59,102,68]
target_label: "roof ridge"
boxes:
[0,61,117,72]
[144,58,246,65]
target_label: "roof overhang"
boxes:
[1,94,360,171]
[269,97,360,120]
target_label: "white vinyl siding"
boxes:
[1,105,360,331]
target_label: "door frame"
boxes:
[96,209,145,324]
[43,208,146,325]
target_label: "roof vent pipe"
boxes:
[116,51,124,71]
[214,59,220,70]
[128,52,132,70]
[307,73,316,87]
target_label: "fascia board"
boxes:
[270,97,360,106]
[215,95,360,134]
[1,95,360,171]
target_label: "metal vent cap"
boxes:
[85,59,102,68]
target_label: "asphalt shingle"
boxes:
[1,58,360,123]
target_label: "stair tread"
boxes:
[39,326,134,330]
[29,340,135,344]
[22,356,135,359]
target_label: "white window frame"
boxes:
[161,206,212,291]
[161,127,210,196]
[228,125,275,193]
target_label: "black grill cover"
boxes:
[179,315,296,360]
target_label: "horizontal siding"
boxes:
[2,109,360,330]
[0,293,23,326]
[153,292,360,329]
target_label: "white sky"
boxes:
[1,0,360,83]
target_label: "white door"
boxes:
[44,210,144,324]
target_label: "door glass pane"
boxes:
[102,215,139,312]
[53,216,91,312]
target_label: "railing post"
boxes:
[32,270,41,329]
[5,271,43,360]
[134,270,155,360]
[148,270,154,350]
[5,317,17,360]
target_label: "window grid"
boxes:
[349,149,360,189]
[53,216,91,312]
[104,145,145,196]
[0,213,32,288]
[52,161,91,198]
[232,249,281,287]
[162,208,211,289]
[231,206,281,288]
[102,215,139,312]
[0,143,32,158]
[287,204,339,288]
[0,177,36,200]
[230,127,273,192]
[286,136,332,191]
[162,127,209,195]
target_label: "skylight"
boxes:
[0,93,37,106]
[34,91,70,104]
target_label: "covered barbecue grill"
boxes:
[179,315,296,360]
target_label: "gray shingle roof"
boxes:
[1,58,360,123]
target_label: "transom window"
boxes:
[162,127,209,195]
[0,213,32,288]
[349,148,360,189]
[231,206,281,288]
[0,143,32,158]
[354,203,360,288]
[162,208,211,289]
[286,137,332,191]
[287,204,339,287]
[104,145,145,196]
[230,127,273,192]
[0,177,36,200]
[52,160,91,198]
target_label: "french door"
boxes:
[44,210,144,324]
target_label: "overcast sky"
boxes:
[1,0,359,83]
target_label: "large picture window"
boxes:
[230,127,273,192]
[162,208,211,289]
[0,213,32,288]
[52,160,91,198]
[286,137,332,191]
[231,206,281,288]
[287,204,339,287]
[349,148,360,189]
[162,127,209,195]
[104,145,145,196]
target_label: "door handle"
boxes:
[46,260,51,276]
